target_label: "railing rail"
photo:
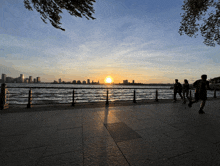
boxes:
[0,84,219,110]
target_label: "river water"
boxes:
[2,83,219,105]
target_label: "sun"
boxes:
[105,76,113,84]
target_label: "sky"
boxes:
[0,0,220,84]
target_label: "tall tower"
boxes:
[87,79,90,84]
[2,74,6,83]
[29,76,32,83]
[37,77,41,83]
[20,74,24,83]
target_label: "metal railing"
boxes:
[0,83,218,109]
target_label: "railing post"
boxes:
[0,83,8,110]
[155,89,158,102]
[72,89,75,106]
[133,90,136,103]
[106,89,109,106]
[27,88,32,108]
[214,88,217,98]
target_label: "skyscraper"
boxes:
[2,74,6,83]
[29,76,32,83]
[20,74,24,83]
[59,78,62,84]
[87,79,90,84]
[37,77,40,83]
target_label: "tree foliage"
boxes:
[23,0,96,31]
[179,0,220,46]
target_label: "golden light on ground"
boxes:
[105,76,113,84]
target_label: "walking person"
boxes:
[188,74,210,114]
[182,79,190,104]
[173,79,183,102]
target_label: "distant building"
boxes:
[53,80,58,84]
[210,77,220,84]
[132,80,135,84]
[24,78,29,83]
[6,77,14,83]
[34,78,37,83]
[37,77,40,83]
[83,80,86,84]
[29,76,32,83]
[2,74,6,83]
[20,74,24,83]
[59,78,62,84]
[72,80,76,84]
[77,80,81,84]
[87,79,90,84]
[123,80,129,84]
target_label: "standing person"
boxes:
[182,79,190,104]
[173,79,183,102]
[188,74,210,114]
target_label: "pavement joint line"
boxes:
[166,150,195,160]
[5,145,47,153]
[103,122,132,166]
[57,126,82,131]
[41,149,81,158]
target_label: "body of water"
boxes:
[2,83,219,105]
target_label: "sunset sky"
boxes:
[0,0,220,84]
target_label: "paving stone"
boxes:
[43,143,82,157]
[83,124,110,139]
[84,135,116,149]
[117,138,159,164]
[104,122,142,143]
[37,150,83,166]
[1,146,46,166]
[0,135,25,152]
[84,145,129,166]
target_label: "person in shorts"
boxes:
[182,79,190,104]
[173,79,183,102]
[188,74,210,114]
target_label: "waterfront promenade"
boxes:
[1,99,220,166]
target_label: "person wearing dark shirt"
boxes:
[188,74,210,114]
[182,79,190,104]
[173,79,183,102]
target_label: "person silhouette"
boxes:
[188,74,210,114]
[173,79,183,102]
[182,79,190,104]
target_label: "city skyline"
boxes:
[0,73,40,83]
[0,0,220,84]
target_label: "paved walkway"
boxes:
[1,99,220,166]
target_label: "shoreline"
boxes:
[1,97,220,114]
